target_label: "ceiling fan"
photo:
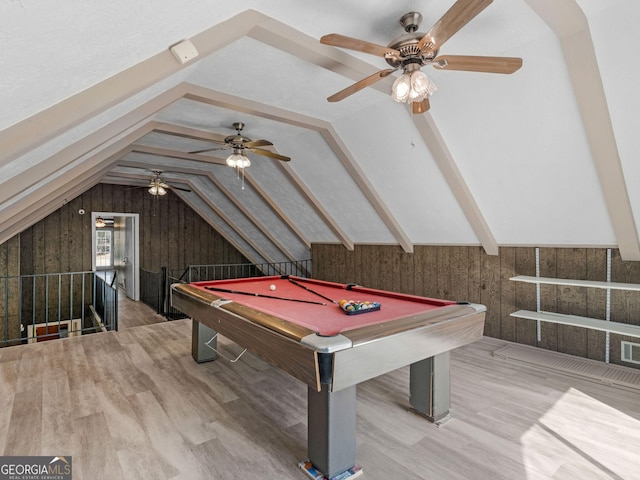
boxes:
[133,170,191,196]
[189,122,291,163]
[320,0,522,113]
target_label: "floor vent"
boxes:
[622,341,640,365]
[493,343,640,391]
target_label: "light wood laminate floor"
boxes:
[117,290,167,329]
[1,317,639,479]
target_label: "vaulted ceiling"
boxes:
[1,0,639,265]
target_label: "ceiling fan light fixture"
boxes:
[391,69,436,104]
[226,151,251,169]
[226,149,251,190]
[148,184,167,196]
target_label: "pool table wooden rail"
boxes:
[342,303,483,345]
[332,304,485,391]
[171,284,316,341]
[172,283,322,391]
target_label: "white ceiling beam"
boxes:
[0,8,385,166]
[0,86,189,206]
[107,170,277,263]
[412,114,498,256]
[526,0,640,260]
[0,140,133,231]
[0,150,128,245]
[179,179,282,265]
[183,83,413,252]
[150,122,228,143]
[117,159,307,263]
[128,133,312,248]
[275,161,353,251]
[247,13,394,96]
[174,193,266,266]
[199,173,305,264]
[0,74,315,261]
[0,78,323,262]
[130,144,228,166]
[320,124,414,252]
[182,87,355,250]
[242,173,312,248]
[137,123,339,249]
[0,8,413,254]
[0,9,264,165]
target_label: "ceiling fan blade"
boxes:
[412,98,431,114]
[321,33,400,60]
[188,146,227,154]
[432,55,522,74]
[243,139,273,148]
[188,147,217,154]
[328,68,397,102]
[248,148,291,162]
[167,185,192,192]
[418,0,493,54]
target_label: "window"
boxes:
[96,229,113,267]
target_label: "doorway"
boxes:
[92,212,140,301]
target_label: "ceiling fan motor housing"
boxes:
[385,12,438,69]
[385,33,439,68]
[186,121,290,162]
[224,134,252,146]
[225,122,253,146]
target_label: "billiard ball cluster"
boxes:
[339,299,380,313]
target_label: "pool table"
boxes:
[171,275,485,478]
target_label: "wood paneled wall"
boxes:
[0,236,20,342]
[311,244,640,368]
[0,236,19,278]
[0,184,249,343]
[14,183,249,274]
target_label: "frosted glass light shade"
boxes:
[227,153,250,169]
[391,70,437,104]
[391,73,412,102]
[148,185,167,196]
[410,70,436,101]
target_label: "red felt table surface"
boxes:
[189,276,456,337]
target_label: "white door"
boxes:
[124,216,139,300]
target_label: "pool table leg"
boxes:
[192,320,217,363]
[307,384,357,478]
[409,351,452,424]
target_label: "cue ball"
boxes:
[270,284,276,291]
